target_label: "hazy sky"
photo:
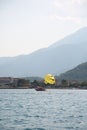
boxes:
[0,0,87,57]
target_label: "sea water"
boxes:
[0,89,87,130]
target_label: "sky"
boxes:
[0,0,87,57]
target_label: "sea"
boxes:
[0,89,87,130]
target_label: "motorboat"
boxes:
[35,86,45,91]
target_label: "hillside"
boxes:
[58,62,87,81]
[0,27,87,77]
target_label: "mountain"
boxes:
[58,62,87,81]
[0,27,87,77]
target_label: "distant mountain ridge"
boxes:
[58,62,87,81]
[0,27,87,77]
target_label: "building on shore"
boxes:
[0,77,30,89]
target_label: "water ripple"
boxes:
[0,89,87,130]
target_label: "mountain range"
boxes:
[0,27,87,77]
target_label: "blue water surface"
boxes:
[0,89,87,130]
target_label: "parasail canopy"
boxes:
[44,74,55,85]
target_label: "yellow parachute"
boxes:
[44,74,55,85]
